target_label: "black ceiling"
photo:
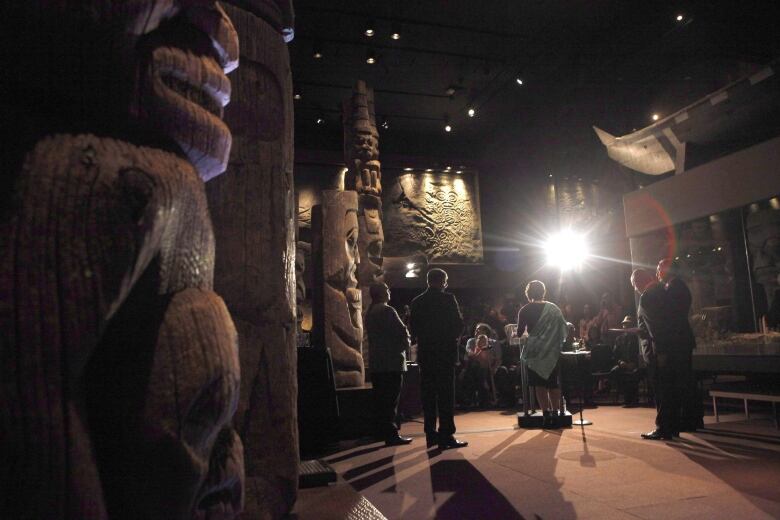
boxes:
[288,0,779,168]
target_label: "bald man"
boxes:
[657,259,702,431]
[631,268,680,440]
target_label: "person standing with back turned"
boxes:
[366,283,414,446]
[410,268,468,449]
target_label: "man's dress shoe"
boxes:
[439,437,468,450]
[641,429,672,440]
[385,435,413,446]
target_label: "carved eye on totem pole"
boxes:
[12,0,239,181]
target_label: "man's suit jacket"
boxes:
[637,282,675,359]
[409,288,464,366]
[665,277,696,352]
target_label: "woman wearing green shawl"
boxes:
[517,280,567,418]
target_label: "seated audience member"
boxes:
[579,304,601,346]
[563,322,577,351]
[463,323,502,407]
[597,291,623,344]
[610,315,642,406]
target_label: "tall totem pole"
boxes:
[343,80,385,376]
[205,2,299,518]
[1,2,245,519]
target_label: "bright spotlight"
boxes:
[544,229,588,270]
[406,262,416,270]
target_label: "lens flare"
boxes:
[545,229,588,270]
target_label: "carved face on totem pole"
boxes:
[357,194,385,289]
[321,190,364,386]
[343,80,381,195]
[8,0,238,181]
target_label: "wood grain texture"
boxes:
[0,134,235,519]
[311,191,365,388]
[206,3,299,518]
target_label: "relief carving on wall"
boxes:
[384,172,484,264]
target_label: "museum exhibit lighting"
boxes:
[467,107,475,117]
[365,19,375,37]
[445,124,452,132]
[391,22,402,40]
[676,14,684,22]
[315,115,325,125]
[403,167,413,171]
[652,113,660,121]
[405,262,419,278]
[293,92,301,100]
[544,229,588,271]
[516,76,524,85]
[312,42,323,59]
[366,48,376,64]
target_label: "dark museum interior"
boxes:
[1,1,780,519]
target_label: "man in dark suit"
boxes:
[657,258,702,431]
[632,268,680,440]
[409,268,467,449]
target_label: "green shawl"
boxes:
[521,302,567,380]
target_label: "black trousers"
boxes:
[420,362,456,438]
[372,372,404,439]
[654,354,686,434]
[679,351,704,429]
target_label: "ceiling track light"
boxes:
[312,42,323,59]
[315,114,325,125]
[676,13,684,22]
[467,107,475,117]
[390,21,402,40]
[515,75,524,85]
[366,47,377,64]
[444,116,452,133]
[380,116,389,129]
[365,19,375,37]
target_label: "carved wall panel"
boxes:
[1,2,244,518]
[205,2,298,518]
[312,190,365,387]
[383,172,484,264]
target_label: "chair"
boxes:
[589,344,617,404]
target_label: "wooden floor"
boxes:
[293,406,780,519]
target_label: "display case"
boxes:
[622,136,780,371]
[629,198,780,356]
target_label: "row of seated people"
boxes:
[454,316,647,409]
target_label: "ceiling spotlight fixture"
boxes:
[293,93,301,100]
[365,19,375,37]
[403,167,413,171]
[676,14,684,22]
[390,22,402,40]
[445,166,452,171]
[516,76,524,85]
[445,124,452,132]
[652,113,660,121]
[467,107,476,117]
[425,168,433,172]
[381,117,389,129]
[312,42,323,59]
[366,47,376,64]
[455,170,463,174]
[316,116,325,125]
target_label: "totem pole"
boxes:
[312,191,366,387]
[343,80,385,375]
[204,2,299,517]
[1,2,244,519]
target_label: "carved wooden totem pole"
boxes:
[343,81,385,374]
[1,2,245,519]
[204,2,299,518]
[312,191,366,387]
